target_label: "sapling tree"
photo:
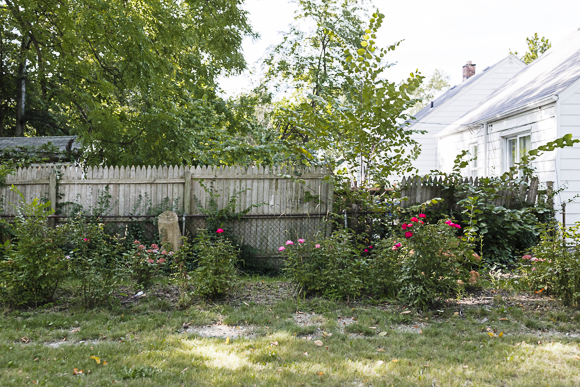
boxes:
[269,7,424,187]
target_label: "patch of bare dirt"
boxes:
[185,324,255,339]
[231,281,294,305]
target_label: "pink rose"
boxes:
[147,259,154,263]
[298,239,305,244]
[454,224,461,229]
[278,246,285,252]
[138,245,146,251]
[445,220,452,225]
[157,258,166,264]
[133,240,140,244]
[216,228,224,234]
[419,220,424,224]
[315,244,321,248]
[286,240,294,245]
[418,214,426,218]
[364,249,368,252]
[402,224,407,230]
[410,217,419,222]
[162,250,167,255]
[151,244,159,249]
[407,223,413,228]
[532,267,537,271]
[405,231,413,238]
[368,246,373,249]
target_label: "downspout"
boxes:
[483,123,488,176]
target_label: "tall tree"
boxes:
[264,2,423,187]
[1,0,256,166]
[408,69,450,115]
[510,33,551,65]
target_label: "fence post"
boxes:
[183,170,192,215]
[49,172,57,213]
[546,181,554,213]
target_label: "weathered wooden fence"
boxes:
[400,176,545,209]
[0,165,334,260]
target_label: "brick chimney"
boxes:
[462,61,476,81]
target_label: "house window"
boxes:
[468,143,478,177]
[506,133,531,171]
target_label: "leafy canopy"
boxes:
[1,0,260,166]
[510,33,551,64]
[263,1,425,187]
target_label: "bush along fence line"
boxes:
[399,176,553,210]
[0,165,334,266]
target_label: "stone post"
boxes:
[158,211,181,251]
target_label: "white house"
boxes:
[406,56,526,176]
[436,28,580,226]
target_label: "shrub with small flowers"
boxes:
[520,223,580,306]
[392,216,480,309]
[64,214,127,308]
[281,230,364,300]
[125,240,172,289]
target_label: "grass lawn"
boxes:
[2,277,580,386]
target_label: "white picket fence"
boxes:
[0,165,333,216]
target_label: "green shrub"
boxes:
[191,229,238,299]
[64,215,126,308]
[282,230,364,301]
[0,188,67,307]
[124,240,171,289]
[364,238,400,298]
[389,214,480,309]
[520,223,580,306]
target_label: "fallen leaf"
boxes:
[270,341,279,346]
[181,367,188,373]
[375,360,384,366]
[225,337,230,344]
[303,352,309,356]
[71,328,81,333]
[316,371,324,376]
[413,325,418,329]
[463,365,468,369]
[487,332,494,337]
[499,332,504,337]
[20,337,30,343]
[454,312,459,316]
[377,348,386,352]
[400,311,411,314]
[369,327,377,329]
[574,356,580,360]
[378,332,388,337]
[73,368,84,375]
[103,361,108,366]
[499,318,509,321]
[90,356,100,364]
[314,340,324,347]
[243,302,249,306]
[392,359,399,362]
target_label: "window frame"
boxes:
[504,132,532,174]
[468,143,479,178]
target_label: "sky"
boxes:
[219,0,580,98]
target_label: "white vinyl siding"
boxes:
[406,56,526,179]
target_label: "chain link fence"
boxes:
[1,211,395,274]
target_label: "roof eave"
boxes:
[436,94,559,138]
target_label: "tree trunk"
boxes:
[15,36,29,137]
